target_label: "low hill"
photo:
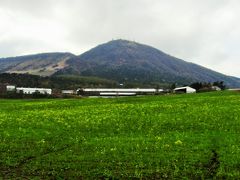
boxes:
[0,52,75,76]
[55,40,240,87]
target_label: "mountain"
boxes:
[55,40,240,88]
[0,52,75,76]
[1,40,240,88]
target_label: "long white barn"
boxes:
[78,88,163,96]
[100,92,136,96]
[16,88,52,95]
[82,88,159,92]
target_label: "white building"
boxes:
[100,92,136,96]
[16,88,52,95]
[6,85,16,92]
[228,88,240,91]
[174,86,196,93]
[78,88,163,96]
[212,86,221,91]
[81,88,158,92]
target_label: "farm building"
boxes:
[100,92,136,96]
[6,85,16,92]
[211,86,221,91]
[61,90,75,95]
[77,88,163,96]
[228,88,240,91]
[16,88,52,95]
[174,86,196,94]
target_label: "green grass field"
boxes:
[1,91,240,179]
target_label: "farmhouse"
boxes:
[174,86,196,93]
[77,88,163,96]
[16,87,52,95]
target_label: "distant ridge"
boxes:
[0,52,75,76]
[1,40,240,87]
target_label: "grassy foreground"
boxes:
[1,91,240,179]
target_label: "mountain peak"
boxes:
[56,40,240,87]
[108,39,138,45]
[95,39,140,51]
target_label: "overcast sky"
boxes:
[0,0,240,77]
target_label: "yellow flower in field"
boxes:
[164,144,170,148]
[39,139,45,144]
[156,136,162,141]
[175,140,183,145]
[110,147,117,151]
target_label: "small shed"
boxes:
[174,86,196,94]
[6,85,16,92]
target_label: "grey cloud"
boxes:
[0,0,56,17]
